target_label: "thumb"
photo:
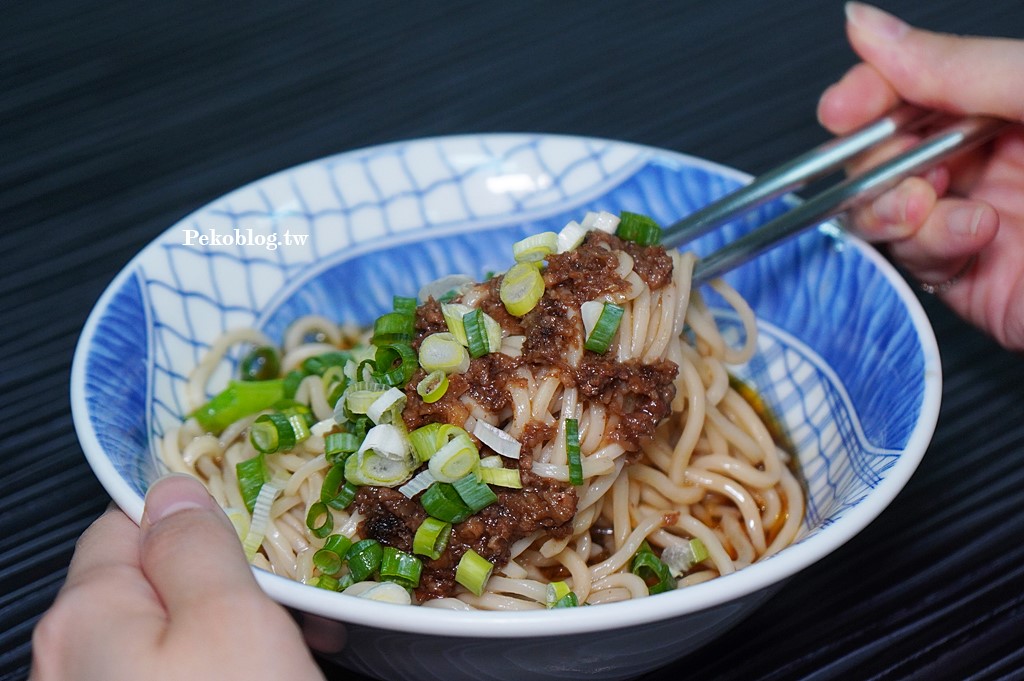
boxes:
[844,2,1024,122]
[139,474,263,619]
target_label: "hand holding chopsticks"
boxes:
[666,108,1009,284]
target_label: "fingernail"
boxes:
[845,2,909,41]
[948,205,984,236]
[142,473,216,527]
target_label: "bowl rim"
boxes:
[70,132,942,638]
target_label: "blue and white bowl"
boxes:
[71,134,940,681]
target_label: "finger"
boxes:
[849,177,937,240]
[844,3,1024,121]
[889,198,999,284]
[139,474,262,621]
[817,62,901,134]
[64,506,143,588]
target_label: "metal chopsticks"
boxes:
[662,107,1009,284]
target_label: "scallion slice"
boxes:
[236,454,268,513]
[345,538,383,582]
[418,333,470,374]
[499,262,545,317]
[455,549,493,596]
[305,501,334,539]
[310,574,341,591]
[557,220,587,253]
[192,379,284,434]
[462,308,490,358]
[354,581,412,605]
[428,432,480,483]
[241,479,283,560]
[366,386,407,424]
[398,468,437,499]
[324,432,359,463]
[392,295,418,317]
[372,311,415,345]
[512,231,558,263]
[249,412,297,454]
[373,342,418,387]
[412,517,451,560]
[452,474,497,512]
[313,534,353,576]
[660,538,710,577]
[416,370,449,403]
[472,420,521,459]
[631,542,675,594]
[421,482,473,523]
[565,417,583,486]
[615,211,662,246]
[582,302,624,354]
[320,464,359,510]
[477,466,522,489]
[345,449,414,487]
[379,547,423,589]
[441,303,473,346]
[545,580,572,608]
[582,210,621,234]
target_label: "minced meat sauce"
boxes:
[359,231,679,599]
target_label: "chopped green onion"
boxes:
[310,574,341,591]
[313,534,353,575]
[373,342,418,387]
[354,581,412,604]
[392,296,418,317]
[301,351,351,377]
[372,311,415,345]
[557,220,587,253]
[500,263,545,317]
[565,418,583,485]
[345,539,383,582]
[409,422,445,462]
[379,547,423,588]
[241,479,283,560]
[283,369,304,399]
[441,303,473,346]
[305,501,334,539]
[477,466,522,489]
[545,580,572,607]
[398,469,437,498]
[512,231,558,263]
[416,370,449,403]
[660,538,710,577]
[412,517,451,560]
[325,432,360,463]
[428,432,480,483]
[192,379,284,434]
[582,210,621,234]
[615,211,662,246]
[472,420,521,459]
[357,423,411,461]
[455,549,493,596]
[553,592,579,607]
[366,386,407,424]
[582,302,624,354]
[345,449,414,487]
[452,474,497,512]
[249,412,297,454]
[321,464,358,510]
[342,381,389,416]
[421,482,473,523]
[462,308,490,358]
[287,412,311,444]
[631,543,675,595]
[236,454,268,513]
[418,333,470,374]
[239,346,281,382]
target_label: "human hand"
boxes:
[817,2,1024,350]
[30,474,326,681]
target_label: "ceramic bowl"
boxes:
[71,133,940,681]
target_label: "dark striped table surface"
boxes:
[3,1,1023,679]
